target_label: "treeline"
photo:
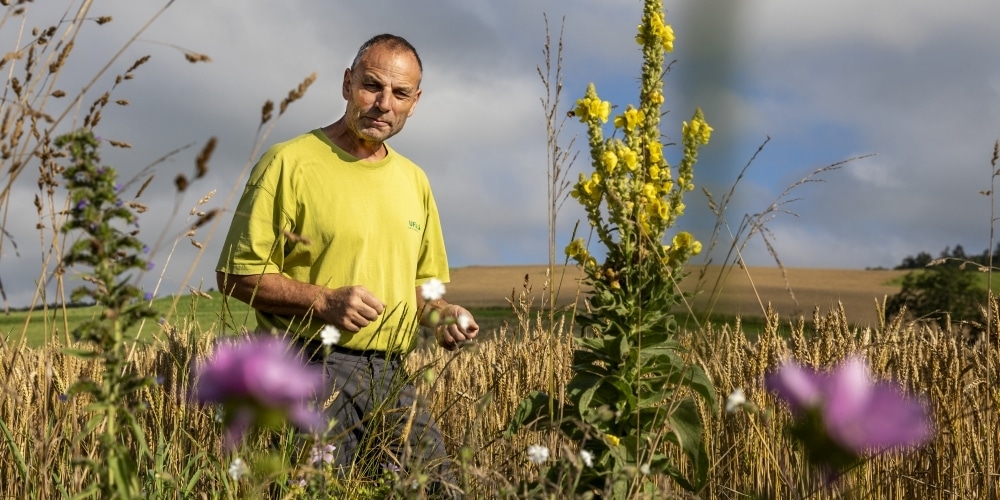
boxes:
[887,242,995,333]
[895,243,1000,269]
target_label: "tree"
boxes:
[896,251,933,270]
[885,265,985,328]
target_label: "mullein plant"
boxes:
[58,129,160,498]
[508,0,717,496]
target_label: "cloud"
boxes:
[5,0,1000,308]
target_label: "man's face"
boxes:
[342,45,422,144]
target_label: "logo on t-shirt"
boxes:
[408,220,422,232]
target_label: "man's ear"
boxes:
[342,68,352,100]
[407,88,423,117]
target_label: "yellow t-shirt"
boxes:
[216,130,450,352]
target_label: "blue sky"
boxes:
[3,0,1000,307]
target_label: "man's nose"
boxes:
[374,90,392,111]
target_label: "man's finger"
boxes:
[359,290,386,314]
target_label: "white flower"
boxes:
[726,388,747,413]
[420,278,446,301]
[527,444,549,465]
[320,325,340,346]
[579,449,594,467]
[309,443,336,465]
[228,457,249,481]
[457,313,471,330]
[639,463,651,475]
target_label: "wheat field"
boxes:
[1,266,995,498]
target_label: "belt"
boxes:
[293,336,389,362]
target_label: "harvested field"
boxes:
[446,265,908,327]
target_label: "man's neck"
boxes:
[321,119,387,161]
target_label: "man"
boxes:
[216,33,478,493]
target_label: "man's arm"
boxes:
[416,287,480,351]
[217,271,385,332]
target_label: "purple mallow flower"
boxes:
[192,335,326,451]
[766,356,932,461]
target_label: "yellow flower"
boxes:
[565,238,588,260]
[582,173,603,202]
[672,231,697,251]
[613,106,644,131]
[649,165,660,180]
[657,200,669,219]
[647,141,663,164]
[621,147,638,171]
[683,113,713,145]
[574,96,611,123]
[605,434,620,446]
[638,12,675,53]
[602,151,619,173]
[649,90,664,105]
[642,182,657,199]
[658,20,675,52]
[691,240,703,255]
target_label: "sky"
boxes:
[2,0,1000,308]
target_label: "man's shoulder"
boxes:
[264,130,327,157]
[385,145,429,178]
[248,130,328,185]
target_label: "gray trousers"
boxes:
[299,341,458,497]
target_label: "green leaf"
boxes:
[61,348,99,359]
[664,362,717,411]
[576,336,606,353]
[573,348,611,367]
[567,372,603,417]
[666,398,709,490]
[0,417,27,482]
[504,391,552,437]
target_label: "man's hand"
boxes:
[321,285,385,332]
[435,304,479,351]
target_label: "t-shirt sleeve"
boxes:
[415,184,450,285]
[216,158,291,276]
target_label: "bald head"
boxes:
[352,34,423,77]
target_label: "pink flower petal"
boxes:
[823,356,874,432]
[765,360,823,414]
